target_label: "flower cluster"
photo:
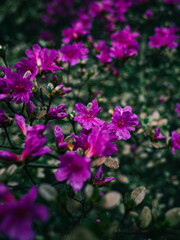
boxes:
[149,26,179,49]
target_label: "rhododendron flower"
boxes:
[107,106,139,141]
[21,125,51,161]
[110,26,140,59]
[0,150,20,162]
[85,123,118,158]
[60,42,89,66]
[93,165,115,186]
[171,131,180,154]
[0,185,49,240]
[74,100,103,130]
[0,66,13,97]
[55,152,91,191]
[10,72,33,104]
[153,127,165,141]
[149,26,179,49]
[96,49,112,63]
[16,44,62,77]
[0,184,14,203]
[54,125,67,150]
[144,9,153,20]
[71,133,88,151]
[47,105,68,120]
[26,100,35,116]
[15,114,27,136]
[175,103,180,117]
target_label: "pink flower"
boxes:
[55,152,91,191]
[74,100,103,130]
[107,106,139,141]
[171,131,180,154]
[144,9,153,20]
[60,42,89,66]
[175,103,180,117]
[153,127,165,141]
[47,105,68,120]
[149,26,179,49]
[93,165,115,186]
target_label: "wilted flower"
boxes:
[55,152,91,191]
[0,185,49,240]
[107,106,139,141]
[74,100,103,130]
[171,131,180,154]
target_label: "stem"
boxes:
[27,163,59,169]
[21,103,25,115]
[23,167,37,185]
[47,96,53,113]
[67,62,71,85]
[40,88,45,106]
[2,56,8,67]
[4,127,16,149]
[70,121,77,134]
[6,102,16,113]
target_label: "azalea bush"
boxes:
[0,0,180,240]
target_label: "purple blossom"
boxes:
[0,150,20,162]
[47,105,68,120]
[85,123,118,158]
[55,152,91,191]
[74,100,103,130]
[153,127,165,141]
[0,184,14,203]
[15,114,27,136]
[9,72,33,104]
[93,165,115,186]
[71,133,88,151]
[144,9,153,20]
[16,44,62,77]
[175,103,180,117]
[107,106,139,141]
[0,185,48,240]
[171,131,180,154]
[60,42,89,66]
[149,26,179,49]
[54,125,67,150]
[21,125,51,161]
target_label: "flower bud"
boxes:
[26,100,35,117]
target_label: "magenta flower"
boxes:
[74,100,103,130]
[171,131,180,154]
[107,106,139,141]
[85,123,118,158]
[96,48,112,63]
[0,150,20,162]
[93,166,115,186]
[0,185,49,240]
[47,105,68,120]
[16,44,62,76]
[153,127,165,141]
[60,42,89,66]
[149,26,179,49]
[0,66,12,98]
[0,184,14,203]
[71,133,88,151]
[175,103,180,117]
[144,10,153,20]
[54,125,67,150]
[9,72,33,104]
[14,58,38,80]
[110,26,140,59]
[15,114,27,136]
[21,125,51,161]
[55,152,91,191]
